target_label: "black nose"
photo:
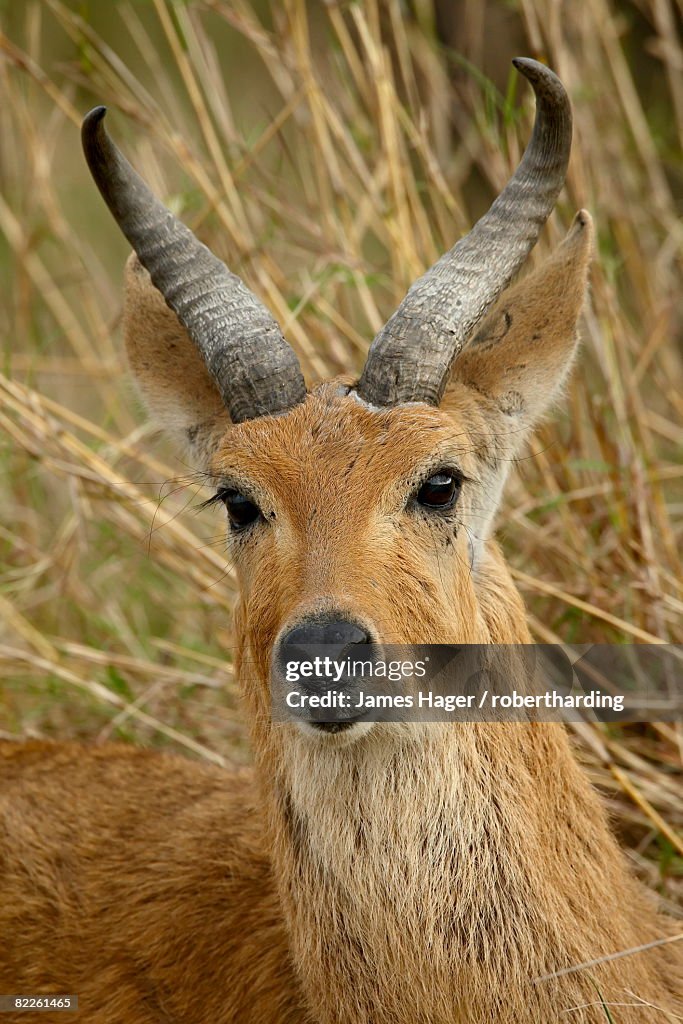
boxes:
[275,617,374,732]
[280,618,370,662]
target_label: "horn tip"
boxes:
[511,56,560,87]
[82,106,109,170]
[511,56,545,73]
[512,56,536,69]
[82,105,107,130]
[82,106,107,150]
[511,57,569,117]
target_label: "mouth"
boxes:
[308,719,360,734]
[297,716,376,743]
[301,698,375,733]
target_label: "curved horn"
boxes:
[82,107,306,423]
[357,58,573,408]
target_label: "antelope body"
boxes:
[1,60,681,1023]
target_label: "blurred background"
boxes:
[0,1,681,906]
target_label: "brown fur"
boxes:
[0,743,307,1023]
[1,212,681,1022]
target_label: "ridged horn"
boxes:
[357,58,573,408]
[82,107,306,423]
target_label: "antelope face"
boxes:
[83,58,592,743]
[208,383,493,738]
[212,382,484,656]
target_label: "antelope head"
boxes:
[83,59,593,747]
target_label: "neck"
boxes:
[241,548,677,1022]
[270,727,667,1021]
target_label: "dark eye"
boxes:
[416,471,461,510]
[219,489,262,530]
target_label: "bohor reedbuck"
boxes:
[1,59,681,1023]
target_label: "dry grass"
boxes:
[0,0,681,907]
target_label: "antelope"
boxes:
[1,58,681,1024]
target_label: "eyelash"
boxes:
[199,489,229,512]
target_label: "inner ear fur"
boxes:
[444,210,594,436]
[123,253,230,457]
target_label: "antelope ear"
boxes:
[123,253,230,461]
[444,210,594,450]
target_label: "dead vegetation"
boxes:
[0,0,681,908]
